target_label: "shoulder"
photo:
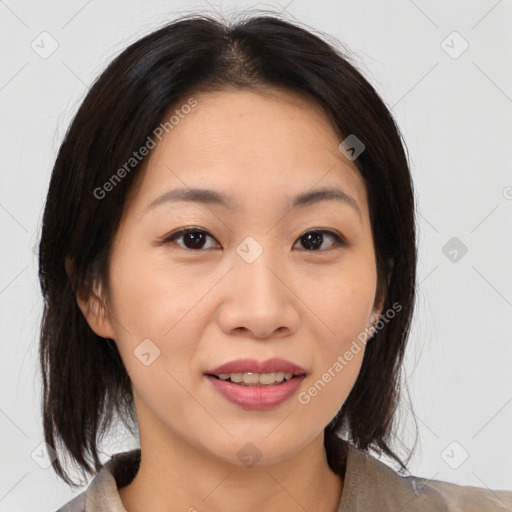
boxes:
[54,450,140,512]
[421,477,512,511]
[54,492,87,512]
[340,442,512,511]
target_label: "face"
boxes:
[81,88,383,466]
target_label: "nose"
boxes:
[217,246,300,340]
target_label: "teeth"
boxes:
[215,371,298,385]
[257,373,276,385]
[244,372,261,384]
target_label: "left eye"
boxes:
[295,230,346,251]
[162,228,345,252]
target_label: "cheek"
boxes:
[105,251,203,388]
[297,345,364,434]
[107,245,192,336]
[299,261,376,414]
[310,262,377,341]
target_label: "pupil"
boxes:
[185,232,205,249]
[303,232,322,250]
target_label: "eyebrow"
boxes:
[145,186,361,218]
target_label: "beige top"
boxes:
[55,441,512,511]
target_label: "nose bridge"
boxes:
[217,233,298,338]
[234,234,285,304]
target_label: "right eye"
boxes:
[162,227,220,250]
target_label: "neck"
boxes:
[119,418,343,512]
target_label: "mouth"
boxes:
[204,358,308,409]
[204,357,308,387]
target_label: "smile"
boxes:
[206,374,308,410]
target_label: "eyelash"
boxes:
[160,227,347,253]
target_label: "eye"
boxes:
[293,229,346,252]
[162,227,219,250]
[161,227,346,252]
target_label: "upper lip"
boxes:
[206,358,307,376]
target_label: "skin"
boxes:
[75,88,384,512]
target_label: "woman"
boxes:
[38,12,512,512]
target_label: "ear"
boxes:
[369,299,384,327]
[370,258,394,325]
[65,257,115,340]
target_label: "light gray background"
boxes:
[1,0,511,510]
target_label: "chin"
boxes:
[203,432,314,468]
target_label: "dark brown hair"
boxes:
[38,11,417,487]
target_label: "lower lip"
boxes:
[205,375,306,410]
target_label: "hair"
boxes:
[38,10,417,487]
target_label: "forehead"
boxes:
[129,88,368,217]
